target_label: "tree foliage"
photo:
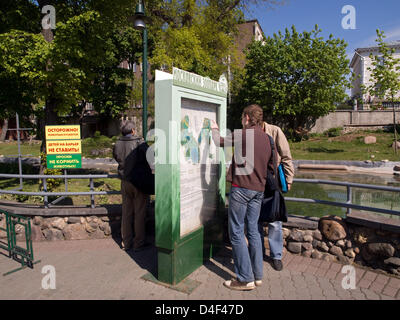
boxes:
[365,29,400,152]
[0,0,286,122]
[231,25,351,140]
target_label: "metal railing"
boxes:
[0,173,120,208]
[0,174,400,217]
[286,178,400,217]
[0,209,41,276]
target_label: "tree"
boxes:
[232,25,351,140]
[365,29,400,153]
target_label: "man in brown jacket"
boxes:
[261,121,295,271]
[211,104,274,291]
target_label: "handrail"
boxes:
[0,173,120,208]
[0,173,399,216]
[288,178,400,217]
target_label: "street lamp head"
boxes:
[133,16,146,30]
[132,2,149,30]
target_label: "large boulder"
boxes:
[319,216,347,241]
[392,141,400,150]
[364,136,377,144]
[287,242,302,254]
[51,218,66,230]
[31,225,44,241]
[288,229,304,242]
[63,224,88,240]
[366,243,395,259]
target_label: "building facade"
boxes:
[350,41,400,109]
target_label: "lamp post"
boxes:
[132,0,149,139]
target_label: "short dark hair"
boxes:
[121,121,135,136]
[242,104,263,127]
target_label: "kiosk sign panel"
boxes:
[155,68,227,285]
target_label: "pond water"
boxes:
[286,170,400,218]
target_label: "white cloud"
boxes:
[354,26,400,49]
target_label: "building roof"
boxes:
[350,41,400,68]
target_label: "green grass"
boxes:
[0,177,121,205]
[290,130,400,161]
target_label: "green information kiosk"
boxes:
[154,68,227,285]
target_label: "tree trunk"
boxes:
[0,119,8,141]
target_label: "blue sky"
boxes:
[247,0,400,60]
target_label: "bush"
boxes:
[324,127,343,137]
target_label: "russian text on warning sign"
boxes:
[46,140,82,154]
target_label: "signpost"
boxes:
[45,125,82,169]
[154,68,227,285]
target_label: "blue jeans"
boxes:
[259,221,283,260]
[228,187,264,282]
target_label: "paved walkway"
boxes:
[1,239,399,300]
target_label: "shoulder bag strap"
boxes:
[267,134,279,185]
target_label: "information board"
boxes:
[180,98,219,237]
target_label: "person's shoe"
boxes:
[255,280,262,287]
[223,279,255,291]
[272,259,283,271]
[121,243,132,251]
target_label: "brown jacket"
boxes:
[262,122,295,184]
[212,125,273,192]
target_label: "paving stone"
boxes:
[388,277,400,289]
[382,285,399,298]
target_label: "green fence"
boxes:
[0,209,40,276]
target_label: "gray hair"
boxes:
[121,121,135,136]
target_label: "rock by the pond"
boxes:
[63,224,88,240]
[366,243,395,258]
[394,165,400,172]
[302,242,313,251]
[302,250,312,258]
[31,225,44,241]
[303,235,313,242]
[345,248,356,258]
[319,217,347,241]
[364,136,377,144]
[51,218,66,230]
[312,250,323,260]
[329,245,343,256]
[362,246,374,262]
[392,141,400,150]
[322,253,336,262]
[68,217,81,224]
[384,257,400,268]
[43,228,64,241]
[288,230,304,242]
[318,242,329,253]
[346,240,353,249]
[312,230,323,241]
[312,239,321,248]
[337,255,351,264]
[287,242,302,254]
[336,240,346,248]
